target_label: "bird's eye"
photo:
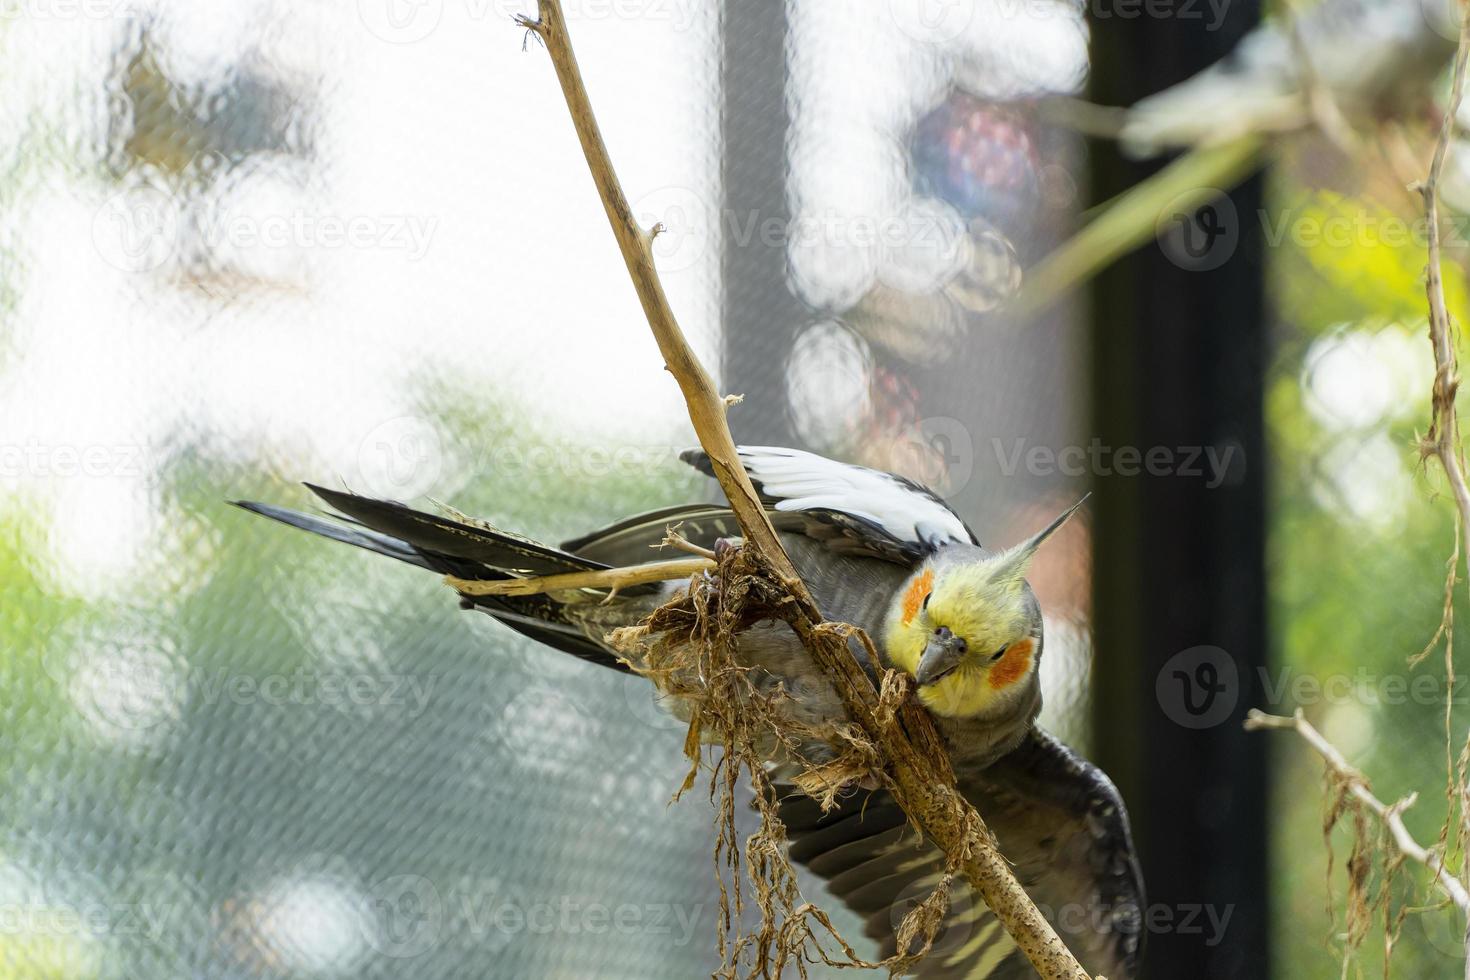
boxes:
[989,645,1008,662]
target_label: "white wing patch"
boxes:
[736,446,973,552]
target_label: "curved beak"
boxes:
[915,627,965,686]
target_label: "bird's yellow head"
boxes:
[884,498,1085,719]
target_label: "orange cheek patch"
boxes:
[988,637,1035,689]
[900,569,934,625]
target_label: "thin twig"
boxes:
[519,3,1093,977]
[1418,11,1470,549]
[659,525,719,560]
[1245,710,1470,916]
[446,558,714,597]
[1414,14,1470,975]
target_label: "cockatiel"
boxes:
[237,446,1143,978]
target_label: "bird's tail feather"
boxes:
[233,499,437,571]
[233,487,634,671]
[302,483,610,578]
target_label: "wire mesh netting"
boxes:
[1,2,1092,976]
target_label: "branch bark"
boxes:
[1419,11,1470,543]
[519,3,1093,977]
[445,558,714,597]
[1412,13,1470,976]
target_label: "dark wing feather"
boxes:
[780,729,1144,979]
[972,730,1145,972]
[680,446,977,564]
[305,483,611,579]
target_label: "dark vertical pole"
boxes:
[720,0,804,446]
[1090,10,1270,980]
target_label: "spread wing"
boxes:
[780,729,1143,979]
[680,446,978,564]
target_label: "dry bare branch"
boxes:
[1245,709,1470,918]
[445,558,715,597]
[1410,13,1470,976]
[1417,10,1470,550]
